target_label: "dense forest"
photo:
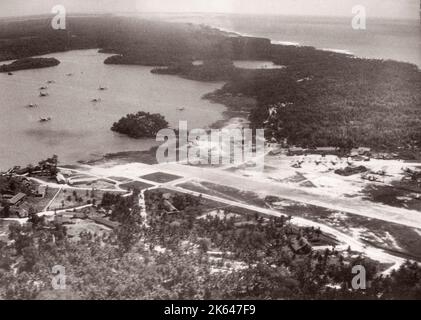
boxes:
[1,188,421,300]
[245,50,421,153]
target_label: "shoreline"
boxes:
[1,16,420,169]
[202,24,357,56]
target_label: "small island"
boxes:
[0,57,60,73]
[111,111,169,138]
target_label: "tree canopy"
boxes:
[111,111,169,139]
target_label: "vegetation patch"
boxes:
[120,181,154,191]
[111,111,169,139]
[48,189,120,210]
[0,57,60,72]
[178,180,266,207]
[362,185,421,211]
[80,148,160,166]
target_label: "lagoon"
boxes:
[0,49,226,170]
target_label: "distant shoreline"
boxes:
[181,16,421,69]
[0,15,420,166]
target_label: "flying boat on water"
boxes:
[39,117,52,122]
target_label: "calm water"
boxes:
[0,49,226,170]
[160,14,421,68]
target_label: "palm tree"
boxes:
[50,155,59,175]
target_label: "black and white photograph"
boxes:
[0,0,420,304]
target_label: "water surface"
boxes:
[161,14,421,68]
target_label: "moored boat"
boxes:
[39,116,52,122]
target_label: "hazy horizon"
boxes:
[0,0,419,20]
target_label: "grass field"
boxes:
[362,184,421,211]
[178,180,267,207]
[140,172,182,184]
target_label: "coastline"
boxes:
[1,16,420,169]
[196,21,421,69]
[0,47,227,171]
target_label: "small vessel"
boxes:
[27,103,38,108]
[66,73,73,77]
[8,72,13,76]
[39,86,48,90]
[39,92,49,97]
[39,117,52,122]
[177,107,186,111]
[46,80,55,84]
[98,86,107,91]
[91,98,102,103]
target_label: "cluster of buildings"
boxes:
[0,175,48,218]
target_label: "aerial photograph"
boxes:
[0,0,420,304]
